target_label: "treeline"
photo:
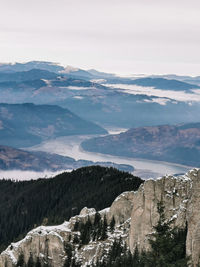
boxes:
[63,214,115,267]
[0,166,143,251]
[73,213,115,245]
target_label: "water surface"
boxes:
[28,135,192,179]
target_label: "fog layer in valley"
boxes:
[0,169,69,181]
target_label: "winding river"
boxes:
[28,134,193,179]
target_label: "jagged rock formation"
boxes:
[1,169,200,266]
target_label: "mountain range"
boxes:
[104,77,200,91]
[0,103,106,148]
[0,61,200,129]
[82,123,200,166]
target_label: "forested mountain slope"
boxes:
[82,123,200,166]
[0,166,143,252]
[0,103,106,147]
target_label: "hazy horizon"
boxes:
[0,59,200,77]
[1,0,200,76]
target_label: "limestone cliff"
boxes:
[1,169,200,267]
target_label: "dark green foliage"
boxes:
[17,253,25,267]
[110,217,115,233]
[71,258,81,267]
[101,215,108,240]
[94,239,129,267]
[63,242,81,267]
[132,246,140,266]
[27,254,34,267]
[74,212,109,246]
[64,243,73,259]
[63,243,73,267]
[73,221,80,232]
[80,217,93,245]
[144,202,188,267]
[73,235,80,244]
[94,212,101,226]
[0,166,143,252]
[35,258,42,267]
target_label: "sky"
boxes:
[0,0,200,75]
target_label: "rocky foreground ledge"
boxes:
[1,169,200,267]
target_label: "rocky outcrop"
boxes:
[129,173,190,252]
[1,169,200,266]
[129,168,200,266]
[0,198,131,267]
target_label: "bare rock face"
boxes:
[0,198,129,267]
[108,191,135,225]
[186,169,200,266]
[1,169,200,266]
[79,207,96,216]
[129,174,190,252]
[129,169,200,267]
[0,223,71,267]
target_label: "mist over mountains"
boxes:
[0,61,200,130]
[0,60,200,173]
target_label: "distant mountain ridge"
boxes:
[0,61,64,73]
[0,145,133,172]
[0,69,58,82]
[105,77,200,91]
[0,103,107,147]
[81,123,200,166]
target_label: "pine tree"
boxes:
[80,219,91,245]
[63,257,71,267]
[64,242,73,266]
[17,253,25,267]
[73,234,80,244]
[96,220,102,240]
[27,253,34,267]
[110,216,115,233]
[101,215,108,240]
[35,257,42,267]
[73,221,79,231]
[132,246,140,266]
[95,212,101,224]
[145,201,188,267]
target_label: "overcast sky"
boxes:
[0,0,200,75]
